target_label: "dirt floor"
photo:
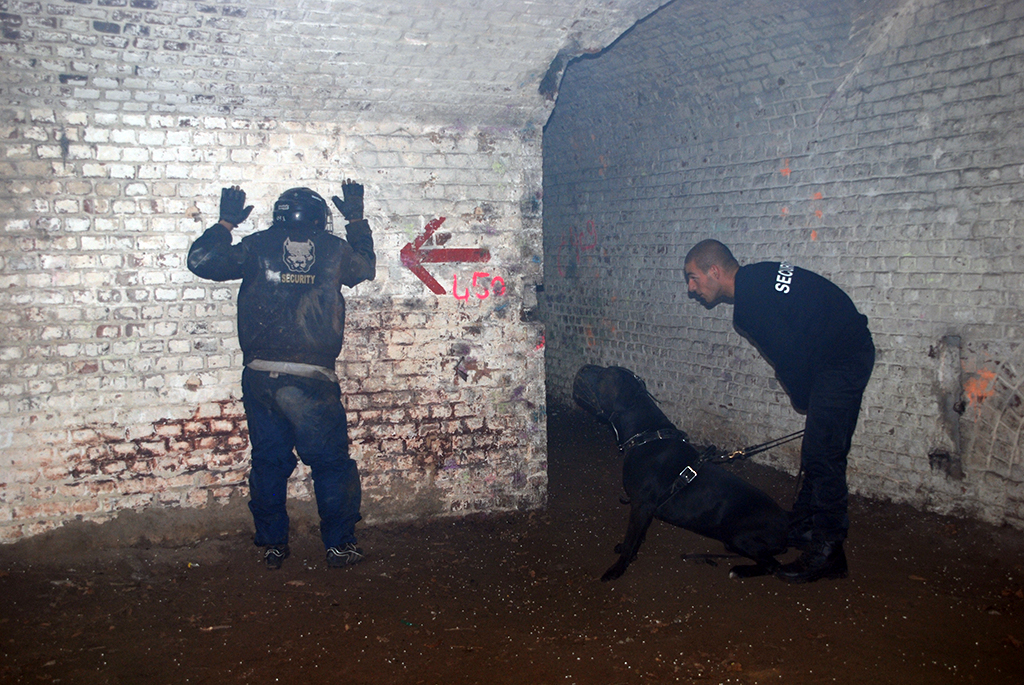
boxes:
[2,403,1024,685]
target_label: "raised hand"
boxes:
[331,179,364,221]
[219,186,253,227]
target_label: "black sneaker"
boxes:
[264,544,290,570]
[776,541,847,584]
[326,543,364,568]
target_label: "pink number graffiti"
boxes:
[556,220,598,278]
[453,271,506,301]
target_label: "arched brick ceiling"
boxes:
[1,0,671,127]
[547,0,911,141]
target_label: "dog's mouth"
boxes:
[572,365,607,419]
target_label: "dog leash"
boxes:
[711,430,806,464]
[654,429,805,511]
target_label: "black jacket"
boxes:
[732,261,872,412]
[187,220,375,368]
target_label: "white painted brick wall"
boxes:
[0,107,551,541]
[543,0,1024,529]
[0,0,673,543]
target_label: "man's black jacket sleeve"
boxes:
[187,223,247,282]
[341,219,376,286]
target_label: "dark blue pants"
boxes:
[793,340,875,545]
[241,367,361,550]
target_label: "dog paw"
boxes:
[601,564,625,582]
[729,564,771,579]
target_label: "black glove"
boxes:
[219,186,253,226]
[331,180,363,221]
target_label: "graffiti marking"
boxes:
[400,217,491,294]
[556,220,598,278]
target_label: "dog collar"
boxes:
[620,428,688,452]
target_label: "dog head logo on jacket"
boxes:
[283,238,315,273]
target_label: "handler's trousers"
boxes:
[241,367,362,551]
[793,338,875,545]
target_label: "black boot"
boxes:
[776,541,847,584]
[786,526,813,551]
[785,510,813,551]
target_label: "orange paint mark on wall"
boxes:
[815,209,824,219]
[780,159,791,177]
[781,207,789,216]
[810,230,818,241]
[585,326,596,348]
[964,369,997,407]
[812,192,823,200]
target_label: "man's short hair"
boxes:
[685,239,739,272]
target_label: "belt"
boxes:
[246,359,339,383]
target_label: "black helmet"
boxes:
[273,187,331,232]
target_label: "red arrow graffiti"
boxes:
[400,217,491,294]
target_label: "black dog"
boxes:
[572,364,789,581]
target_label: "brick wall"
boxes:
[0,108,551,541]
[543,0,1024,529]
[0,0,672,543]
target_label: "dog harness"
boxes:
[646,430,807,511]
[620,427,689,453]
